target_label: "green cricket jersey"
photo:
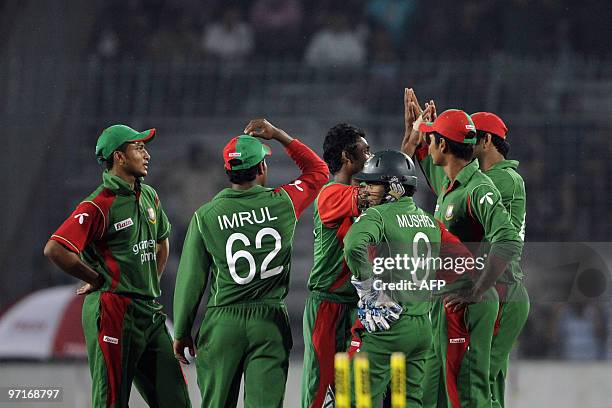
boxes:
[173,140,328,340]
[308,182,361,302]
[484,160,526,282]
[415,147,523,291]
[50,170,171,299]
[343,197,472,314]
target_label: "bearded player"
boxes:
[173,119,328,407]
[301,123,372,408]
[44,125,190,407]
[471,112,529,408]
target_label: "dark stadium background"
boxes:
[1,1,611,406]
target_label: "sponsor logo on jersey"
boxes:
[444,204,454,220]
[74,213,89,225]
[479,192,494,205]
[465,124,475,131]
[114,218,134,231]
[289,179,304,191]
[449,337,466,344]
[103,335,119,344]
[228,152,241,157]
[147,207,156,224]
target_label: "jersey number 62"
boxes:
[225,228,283,285]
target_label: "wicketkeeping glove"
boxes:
[351,277,402,333]
[385,176,405,203]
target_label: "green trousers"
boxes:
[490,282,529,408]
[301,292,356,408]
[351,314,432,407]
[195,302,292,408]
[82,291,191,408]
[423,288,499,408]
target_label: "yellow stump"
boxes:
[335,353,350,408]
[354,353,372,408]
[390,352,406,408]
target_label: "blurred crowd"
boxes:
[82,0,612,361]
[90,0,611,64]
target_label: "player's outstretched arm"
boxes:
[401,88,424,157]
[400,88,445,196]
[245,118,329,218]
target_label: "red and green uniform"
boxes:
[301,182,361,408]
[484,160,529,408]
[344,197,475,407]
[173,140,328,408]
[49,171,190,408]
[415,147,523,408]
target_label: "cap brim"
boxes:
[130,128,156,144]
[418,122,435,133]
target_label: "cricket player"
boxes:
[43,124,191,408]
[301,123,372,408]
[172,119,328,407]
[402,91,523,408]
[344,149,475,407]
[471,112,529,408]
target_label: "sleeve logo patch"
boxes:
[289,179,304,191]
[74,213,89,225]
[114,218,134,231]
[147,208,156,224]
[479,192,494,205]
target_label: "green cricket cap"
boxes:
[223,135,272,170]
[95,124,156,163]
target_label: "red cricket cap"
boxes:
[418,109,477,144]
[223,135,272,170]
[471,112,508,139]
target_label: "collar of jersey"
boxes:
[102,170,141,195]
[218,184,269,197]
[443,159,479,192]
[488,159,519,172]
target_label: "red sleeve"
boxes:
[317,184,359,228]
[49,201,106,254]
[277,139,329,219]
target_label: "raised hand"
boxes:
[244,118,293,146]
[244,118,281,140]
